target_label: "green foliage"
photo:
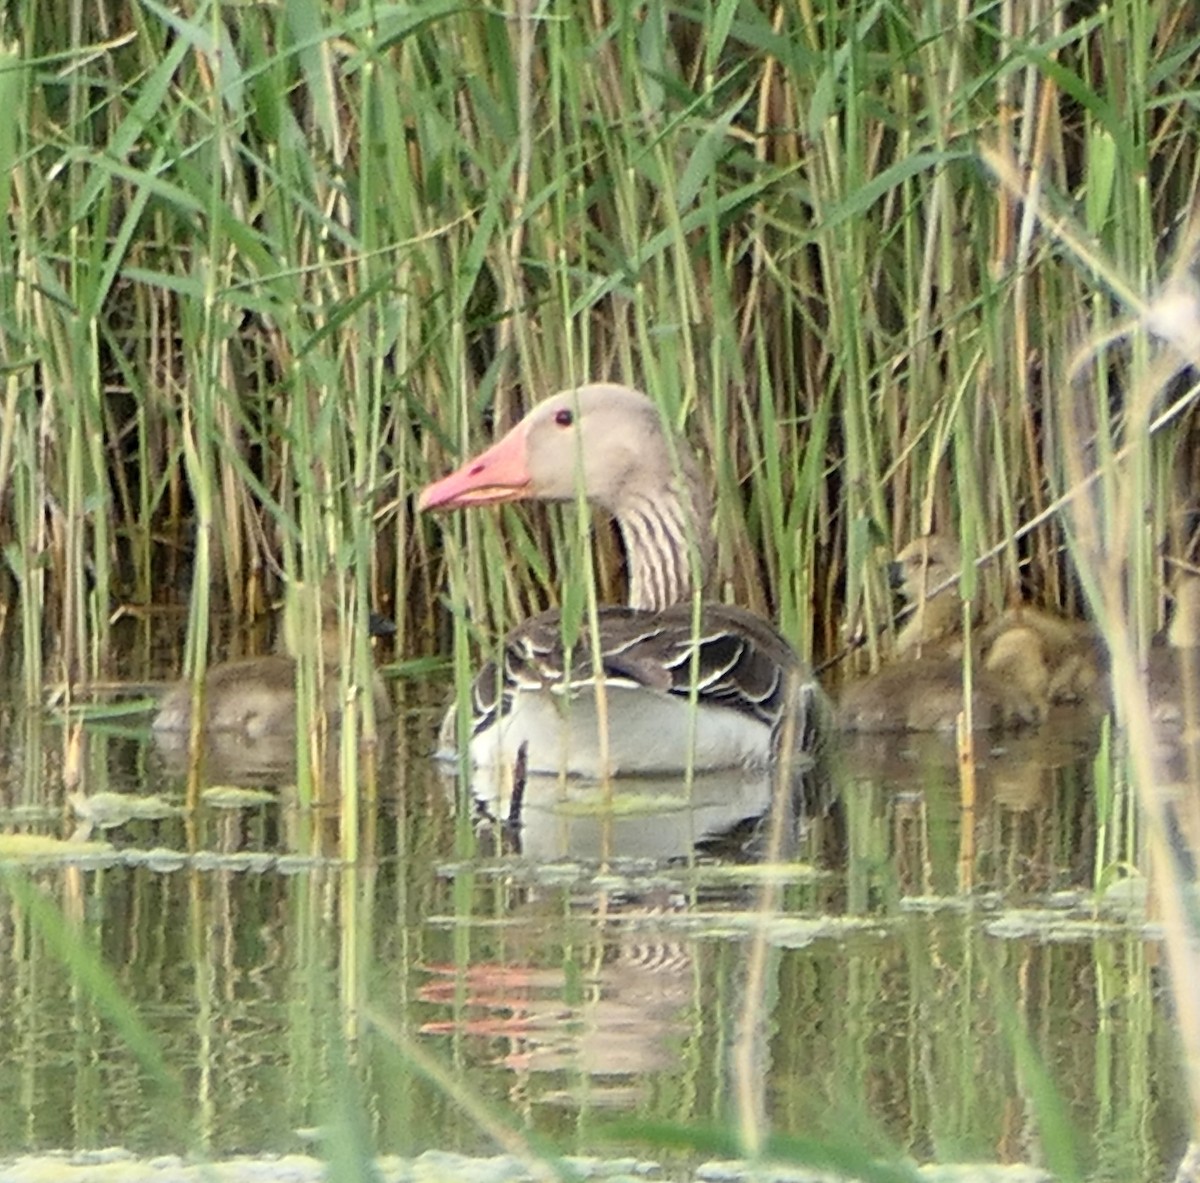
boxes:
[2,0,1196,677]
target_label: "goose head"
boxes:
[280,577,395,665]
[890,533,971,657]
[419,383,712,610]
[419,384,699,516]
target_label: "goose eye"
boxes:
[554,408,574,428]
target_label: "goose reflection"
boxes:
[441,758,832,864]
[419,891,696,1108]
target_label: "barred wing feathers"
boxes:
[467,604,825,757]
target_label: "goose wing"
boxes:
[464,603,828,757]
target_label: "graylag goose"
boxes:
[890,534,975,659]
[893,532,1104,704]
[418,383,827,778]
[152,582,393,739]
[836,622,1049,733]
[1149,574,1200,738]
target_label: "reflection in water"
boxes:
[153,724,312,784]
[152,710,397,804]
[0,684,1188,1178]
[417,750,843,1112]
[445,728,845,867]
[834,706,1102,897]
[420,894,695,1109]
[447,760,817,863]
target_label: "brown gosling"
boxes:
[153,583,392,740]
[978,606,1105,707]
[890,534,975,659]
[892,532,1104,706]
[836,623,1048,734]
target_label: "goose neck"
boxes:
[615,482,712,612]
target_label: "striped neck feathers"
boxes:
[614,463,713,612]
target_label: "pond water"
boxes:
[0,668,1191,1182]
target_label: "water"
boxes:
[0,677,1189,1182]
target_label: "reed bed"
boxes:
[6,0,1200,1168]
[3,1,1194,664]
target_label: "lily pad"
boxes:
[69,792,181,828]
[984,909,1125,942]
[547,790,699,816]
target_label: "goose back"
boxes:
[836,623,1048,734]
[441,603,827,777]
[978,606,1105,706]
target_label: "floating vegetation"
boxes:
[68,791,181,832]
[0,832,114,865]
[200,786,279,809]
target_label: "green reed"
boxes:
[4,0,1194,662]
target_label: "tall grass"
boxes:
[3,0,1194,668]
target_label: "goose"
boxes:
[1149,575,1200,738]
[418,383,828,778]
[890,534,975,659]
[836,623,1049,733]
[978,605,1105,706]
[152,581,393,739]
[893,532,1104,704]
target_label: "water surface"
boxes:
[0,677,1187,1182]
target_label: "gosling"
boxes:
[153,583,392,739]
